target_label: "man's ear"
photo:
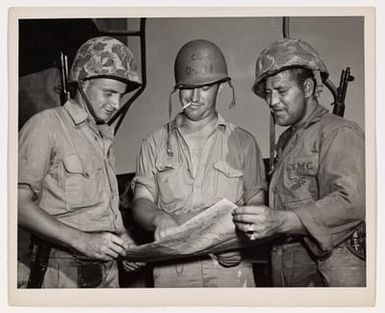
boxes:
[303,78,315,98]
[77,80,88,92]
[80,80,91,89]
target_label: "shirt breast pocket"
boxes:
[155,162,188,214]
[63,154,104,210]
[283,156,319,200]
[213,160,244,203]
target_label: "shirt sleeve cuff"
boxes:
[244,183,267,204]
[292,202,334,255]
[131,175,157,200]
[18,177,42,199]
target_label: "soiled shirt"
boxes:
[134,113,266,216]
[270,104,365,257]
[18,100,124,233]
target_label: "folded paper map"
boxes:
[124,199,254,262]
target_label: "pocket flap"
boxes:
[63,155,103,176]
[83,157,104,175]
[214,160,243,178]
[63,155,83,174]
[286,157,318,175]
[155,161,180,172]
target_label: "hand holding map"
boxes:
[123,199,255,262]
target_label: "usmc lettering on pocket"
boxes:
[286,161,315,171]
[284,157,318,194]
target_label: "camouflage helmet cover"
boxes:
[69,36,141,91]
[252,38,329,98]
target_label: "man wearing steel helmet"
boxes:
[18,36,143,288]
[233,38,366,287]
[132,39,266,287]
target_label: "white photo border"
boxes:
[7,6,376,307]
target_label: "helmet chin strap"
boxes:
[77,83,105,124]
[227,80,236,109]
[269,113,276,176]
[167,87,177,157]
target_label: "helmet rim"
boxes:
[174,39,230,89]
[252,38,329,98]
[69,36,142,92]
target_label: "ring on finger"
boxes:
[247,223,254,232]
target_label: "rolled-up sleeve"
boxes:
[293,125,365,254]
[132,136,158,200]
[18,114,52,197]
[242,134,267,203]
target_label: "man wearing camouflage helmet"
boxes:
[132,39,266,287]
[233,38,366,287]
[18,36,143,288]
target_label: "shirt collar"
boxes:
[170,112,228,131]
[97,123,115,142]
[63,99,89,126]
[63,99,114,141]
[291,104,329,132]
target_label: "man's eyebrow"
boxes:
[102,87,119,93]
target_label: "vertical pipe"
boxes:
[110,18,147,133]
[283,17,290,39]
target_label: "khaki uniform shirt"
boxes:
[133,113,266,287]
[134,113,266,216]
[270,105,365,257]
[18,100,124,233]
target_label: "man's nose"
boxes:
[269,91,279,108]
[191,88,200,102]
[111,95,121,110]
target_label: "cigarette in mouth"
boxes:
[182,102,191,110]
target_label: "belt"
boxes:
[271,235,303,252]
[155,254,212,266]
[31,238,99,264]
[274,235,302,245]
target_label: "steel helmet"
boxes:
[252,38,329,98]
[69,36,141,92]
[174,39,230,89]
[167,39,235,157]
